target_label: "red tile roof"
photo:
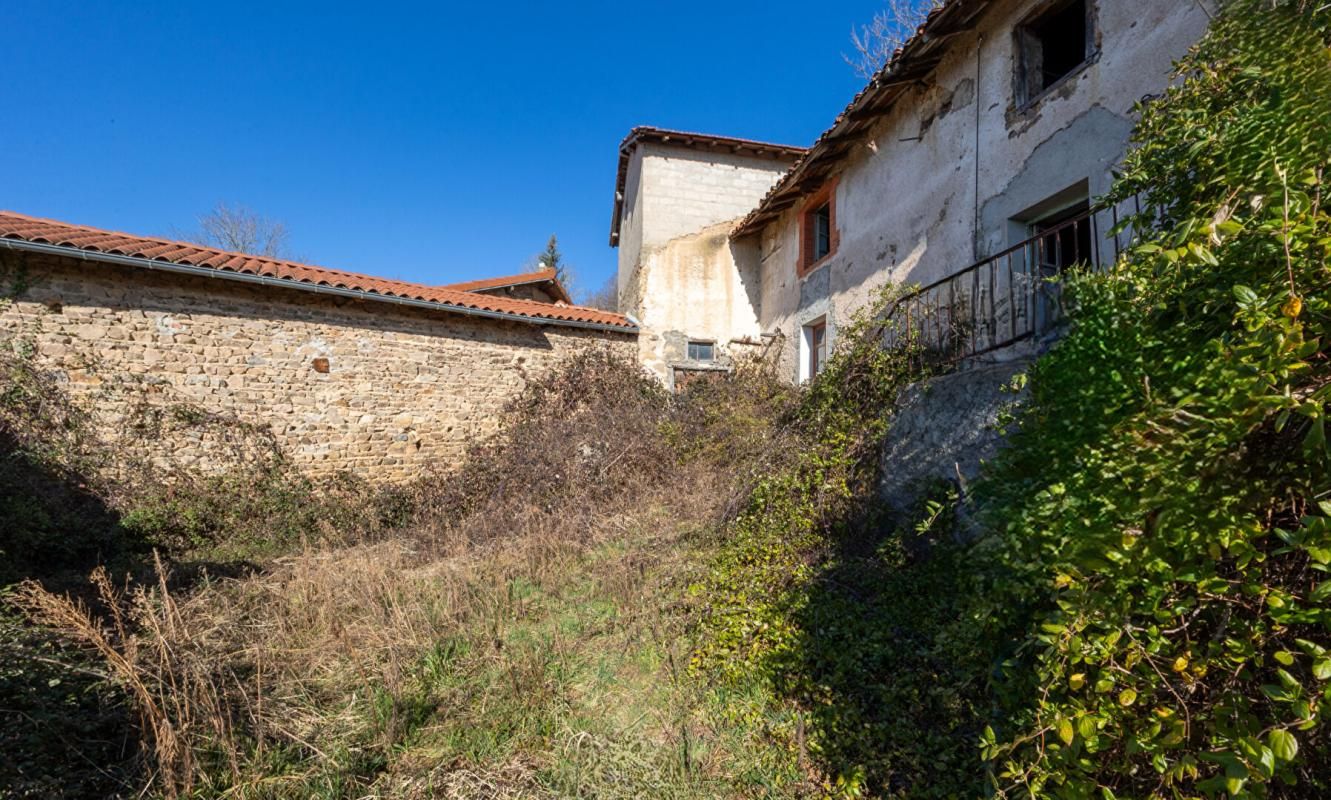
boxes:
[733,0,989,236]
[609,126,806,246]
[441,267,573,304]
[0,211,635,331]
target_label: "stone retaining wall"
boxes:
[0,253,636,481]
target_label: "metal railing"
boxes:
[882,196,1150,363]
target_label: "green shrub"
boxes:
[976,3,1331,796]
[691,288,993,797]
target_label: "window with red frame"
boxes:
[798,180,838,276]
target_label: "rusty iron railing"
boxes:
[882,196,1150,364]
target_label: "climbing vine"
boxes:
[976,2,1331,796]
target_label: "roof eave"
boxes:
[732,0,991,238]
[0,238,638,335]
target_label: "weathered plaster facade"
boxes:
[0,253,634,481]
[613,134,801,384]
[610,0,1211,385]
[750,0,1210,381]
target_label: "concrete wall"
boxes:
[752,0,1210,382]
[878,357,1030,516]
[617,143,792,383]
[0,253,635,481]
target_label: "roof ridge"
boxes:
[441,267,558,290]
[0,209,338,274]
[0,210,634,330]
[733,0,985,235]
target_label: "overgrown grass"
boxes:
[6,350,808,798]
[7,4,1329,800]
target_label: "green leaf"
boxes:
[1078,715,1098,740]
[1058,717,1075,745]
[1269,729,1299,762]
[1233,285,1259,306]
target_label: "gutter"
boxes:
[0,238,638,335]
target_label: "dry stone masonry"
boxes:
[0,253,635,481]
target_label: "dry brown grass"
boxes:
[12,350,800,798]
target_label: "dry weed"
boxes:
[13,349,797,797]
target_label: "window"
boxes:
[1016,0,1090,105]
[798,179,838,276]
[687,340,715,362]
[805,320,828,380]
[1032,199,1093,276]
[812,202,832,262]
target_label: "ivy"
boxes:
[694,2,1331,798]
[690,286,999,796]
[976,2,1331,796]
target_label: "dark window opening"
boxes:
[1017,0,1089,103]
[812,202,831,262]
[687,340,715,362]
[1033,199,1092,275]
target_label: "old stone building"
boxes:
[612,0,1213,385]
[0,211,636,481]
[611,127,805,384]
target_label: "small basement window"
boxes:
[798,180,838,277]
[1016,0,1090,105]
[687,340,715,362]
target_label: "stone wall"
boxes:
[0,253,636,481]
[878,356,1031,516]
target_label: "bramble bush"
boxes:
[693,3,1331,798]
[976,2,1331,796]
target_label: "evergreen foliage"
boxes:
[978,2,1331,796]
[695,3,1331,797]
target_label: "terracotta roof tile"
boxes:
[734,0,990,236]
[0,210,635,331]
[441,267,573,304]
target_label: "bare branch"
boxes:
[580,273,618,311]
[844,0,942,80]
[182,203,291,259]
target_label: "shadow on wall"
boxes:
[0,429,142,589]
[730,233,764,336]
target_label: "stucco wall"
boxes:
[616,146,647,305]
[0,253,635,481]
[628,220,766,381]
[753,0,1210,382]
[618,144,792,383]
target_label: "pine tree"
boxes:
[533,234,575,292]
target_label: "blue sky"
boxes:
[5,1,877,299]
